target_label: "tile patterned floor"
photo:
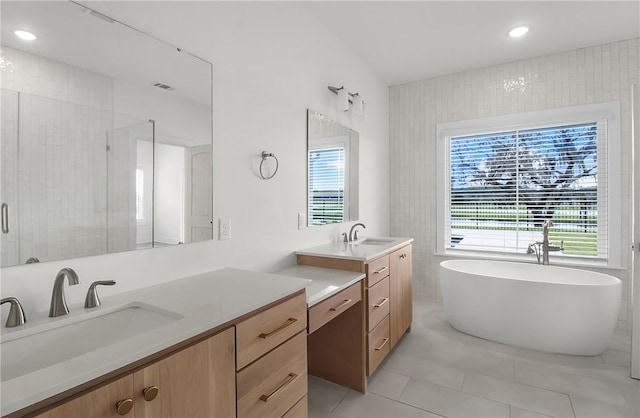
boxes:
[308,301,639,418]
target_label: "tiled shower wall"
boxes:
[1,47,113,108]
[0,47,115,265]
[390,39,639,329]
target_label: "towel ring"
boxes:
[260,151,279,180]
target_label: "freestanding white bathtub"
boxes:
[439,260,622,356]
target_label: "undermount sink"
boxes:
[0,303,182,382]
[354,238,395,246]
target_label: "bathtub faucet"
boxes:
[527,220,563,265]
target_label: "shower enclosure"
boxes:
[1,89,154,265]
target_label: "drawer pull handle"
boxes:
[374,338,389,351]
[259,317,298,339]
[373,266,388,275]
[259,373,298,402]
[373,298,389,308]
[330,298,352,312]
[115,398,133,415]
[400,253,407,259]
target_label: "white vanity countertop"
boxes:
[296,237,414,262]
[0,268,310,417]
[275,265,365,307]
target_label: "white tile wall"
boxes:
[390,39,640,329]
[1,89,19,266]
[0,47,115,264]
[1,47,113,109]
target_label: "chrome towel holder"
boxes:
[259,151,279,180]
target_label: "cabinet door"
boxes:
[389,245,413,348]
[134,327,236,418]
[35,375,133,418]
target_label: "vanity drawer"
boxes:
[282,394,308,418]
[236,292,307,370]
[308,281,362,334]
[367,276,390,332]
[366,255,390,287]
[237,331,307,418]
[367,315,390,376]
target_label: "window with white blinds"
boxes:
[445,119,609,260]
[308,147,346,225]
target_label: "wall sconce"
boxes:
[328,85,365,115]
[351,93,364,116]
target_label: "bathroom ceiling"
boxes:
[303,1,640,86]
[5,1,637,91]
[1,1,211,106]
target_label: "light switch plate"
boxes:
[298,213,306,229]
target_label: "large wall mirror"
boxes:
[0,1,213,267]
[307,109,359,226]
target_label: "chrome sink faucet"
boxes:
[527,220,563,265]
[349,223,366,242]
[49,268,80,317]
[85,280,116,309]
[1,297,26,327]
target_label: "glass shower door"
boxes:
[1,89,19,266]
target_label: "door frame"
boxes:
[632,83,639,379]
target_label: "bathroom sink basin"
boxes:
[0,303,182,381]
[355,238,395,246]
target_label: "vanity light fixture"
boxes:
[328,85,365,115]
[508,26,529,38]
[337,86,349,111]
[14,30,37,41]
[351,93,364,116]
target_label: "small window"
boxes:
[308,146,346,225]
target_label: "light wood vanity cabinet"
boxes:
[34,375,134,418]
[235,292,307,418]
[364,254,391,375]
[308,281,361,334]
[35,327,236,418]
[31,292,307,418]
[297,243,413,377]
[235,293,307,370]
[134,327,236,418]
[237,332,307,418]
[367,276,390,332]
[389,245,413,348]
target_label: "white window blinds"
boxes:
[308,147,345,225]
[447,121,607,259]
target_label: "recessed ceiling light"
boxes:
[14,30,37,41]
[508,26,529,38]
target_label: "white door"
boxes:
[106,121,154,252]
[184,144,213,242]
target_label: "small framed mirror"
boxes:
[307,109,359,226]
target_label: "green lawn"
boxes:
[548,231,597,256]
[450,204,598,256]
